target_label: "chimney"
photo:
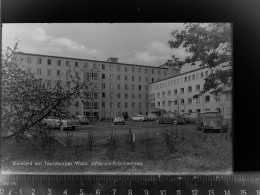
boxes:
[107,57,119,63]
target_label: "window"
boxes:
[37,58,42,64]
[157,93,160,98]
[75,101,79,107]
[47,69,51,76]
[102,74,105,79]
[102,64,105,70]
[125,102,128,108]
[188,98,192,104]
[164,70,166,76]
[157,102,160,107]
[102,83,106,89]
[196,73,199,79]
[138,68,142,73]
[145,68,148,74]
[110,93,114,98]
[75,71,79,77]
[47,59,51,65]
[110,102,114,108]
[201,72,204,78]
[188,76,191,81]
[37,68,41,75]
[205,95,210,103]
[117,84,121,90]
[174,89,177,95]
[216,108,221,112]
[117,65,121,71]
[93,63,97,69]
[132,76,135,81]
[216,95,220,101]
[125,66,128,72]
[117,75,120,80]
[139,103,142,108]
[110,65,113,71]
[110,74,113,80]
[132,85,135,90]
[75,62,79,67]
[158,70,161,75]
[118,102,121,108]
[168,90,171,96]
[151,69,154,74]
[205,108,210,111]
[66,61,70,67]
[162,92,165,98]
[125,93,128,99]
[139,94,142,99]
[132,94,135,99]
[125,75,128,81]
[132,67,135,72]
[145,94,148,100]
[125,84,128,90]
[188,86,192,92]
[174,100,177,105]
[196,85,200,91]
[181,99,184,104]
[27,68,31,74]
[168,101,171,107]
[171,80,173,86]
[196,97,200,103]
[205,71,209,77]
[132,102,135,108]
[180,88,184,94]
[57,60,61,66]
[57,70,61,76]
[27,57,31,64]
[102,93,105,98]
[117,93,121,99]
[152,78,154,82]
[110,84,114,89]
[139,76,141,82]
[102,102,105,107]
[192,75,195,80]
[184,77,187,82]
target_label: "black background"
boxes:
[1,0,260,173]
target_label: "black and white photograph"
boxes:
[1,23,233,174]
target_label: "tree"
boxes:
[168,23,232,97]
[1,42,93,142]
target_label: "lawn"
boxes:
[1,126,232,174]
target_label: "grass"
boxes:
[1,127,232,174]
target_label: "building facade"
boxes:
[16,52,180,119]
[149,67,232,119]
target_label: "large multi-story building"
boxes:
[149,67,232,119]
[16,52,180,119]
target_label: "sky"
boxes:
[2,23,199,72]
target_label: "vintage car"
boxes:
[114,115,125,125]
[75,115,90,125]
[181,112,190,123]
[188,112,199,123]
[155,112,184,125]
[146,113,158,121]
[42,117,79,131]
[196,111,228,132]
[131,114,145,122]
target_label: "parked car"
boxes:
[42,117,79,131]
[146,113,158,121]
[131,114,145,122]
[196,111,228,132]
[181,112,190,123]
[188,112,199,123]
[114,115,125,125]
[155,112,184,125]
[75,115,90,125]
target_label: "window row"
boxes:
[101,92,149,100]
[151,70,209,90]
[101,83,148,91]
[102,74,151,82]
[101,102,147,109]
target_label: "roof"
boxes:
[150,66,208,84]
[16,52,168,69]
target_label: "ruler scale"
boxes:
[1,174,260,195]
